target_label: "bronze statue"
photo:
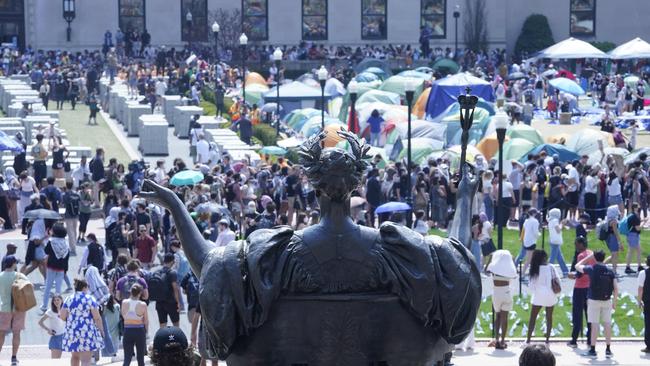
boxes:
[141,127,481,365]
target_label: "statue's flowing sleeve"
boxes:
[198,227,295,359]
[378,223,481,345]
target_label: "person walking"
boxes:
[151,253,181,328]
[31,134,48,188]
[567,236,595,348]
[38,294,65,359]
[638,255,650,353]
[62,180,81,255]
[0,256,28,366]
[547,208,568,276]
[115,260,149,303]
[518,208,540,276]
[89,148,105,208]
[78,184,93,243]
[487,250,517,350]
[39,80,50,110]
[625,202,644,274]
[525,250,559,345]
[576,250,618,358]
[60,278,105,366]
[238,109,253,145]
[78,233,105,274]
[133,225,156,270]
[121,283,148,366]
[40,223,69,314]
[604,205,623,275]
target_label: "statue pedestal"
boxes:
[225,294,447,366]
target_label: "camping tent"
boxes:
[506,124,544,146]
[397,138,445,165]
[381,120,447,147]
[379,75,425,98]
[566,129,613,157]
[264,81,332,114]
[519,144,580,163]
[440,106,492,146]
[498,138,536,161]
[609,37,650,59]
[356,89,401,106]
[425,73,495,119]
[245,72,267,86]
[355,59,392,77]
[413,87,431,118]
[477,133,509,160]
[534,37,608,59]
[284,108,322,131]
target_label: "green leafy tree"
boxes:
[463,0,489,52]
[514,14,555,56]
[591,41,616,53]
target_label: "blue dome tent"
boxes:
[425,73,495,120]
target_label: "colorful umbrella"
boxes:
[170,170,204,186]
[375,201,411,214]
[259,146,287,156]
[549,77,585,96]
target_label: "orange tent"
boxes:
[413,87,430,119]
[246,72,267,86]
[477,133,510,160]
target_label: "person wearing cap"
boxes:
[150,326,193,366]
[0,255,29,365]
[215,218,235,247]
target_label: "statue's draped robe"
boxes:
[198,222,481,359]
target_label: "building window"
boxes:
[119,0,146,33]
[242,0,268,41]
[302,0,327,41]
[421,0,446,38]
[0,0,23,13]
[182,0,208,42]
[570,0,595,36]
[361,0,387,40]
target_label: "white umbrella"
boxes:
[608,37,650,59]
[535,37,609,59]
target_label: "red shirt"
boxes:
[134,235,156,263]
[575,249,596,289]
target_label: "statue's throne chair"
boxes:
[224,293,449,366]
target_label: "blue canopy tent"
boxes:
[425,73,495,119]
[264,81,332,115]
[0,131,23,153]
[518,144,580,163]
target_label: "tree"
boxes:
[463,0,488,52]
[514,14,555,57]
[209,8,242,57]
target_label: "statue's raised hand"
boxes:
[138,179,179,209]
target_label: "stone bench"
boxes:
[173,106,203,138]
[162,95,183,126]
[139,115,168,156]
[127,104,151,136]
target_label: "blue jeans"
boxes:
[41,268,64,311]
[515,245,526,265]
[483,195,494,221]
[471,239,482,269]
[370,132,380,146]
[549,244,568,275]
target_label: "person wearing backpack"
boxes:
[576,250,618,358]
[62,180,81,256]
[637,255,650,353]
[0,255,29,365]
[115,260,149,303]
[150,253,180,328]
[624,203,644,274]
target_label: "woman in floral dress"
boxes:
[60,278,104,366]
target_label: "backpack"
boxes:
[597,220,610,241]
[225,182,236,203]
[119,275,141,301]
[11,276,36,312]
[148,268,172,302]
[618,215,632,236]
[65,192,81,217]
[256,214,275,229]
[590,264,615,301]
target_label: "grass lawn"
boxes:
[476,293,644,339]
[430,227,650,268]
[52,102,131,164]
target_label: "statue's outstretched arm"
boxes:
[140,179,212,275]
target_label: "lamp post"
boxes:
[239,33,248,106]
[348,80,359,134]
[405,81,416,227]
[317,65,328,130]
[212,21,220,120]
[62,0,76,42]
[494,108,509,250]
[273,47,283,136]
[186,11,193,49]
[453,5,460,60]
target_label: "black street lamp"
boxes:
[494,109,509,250]
[239,33,248,105]
[212,21,220,120]
[405,81,416,227]
[348,80,359,134]
[273,47,283,136]
[317,65,328,130]
[186,11,193,49]
[453,5,460,60]
[62,0,76,42]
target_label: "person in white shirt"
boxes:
[547,208,568,276]
[155,78,167,111]
[517,208,540,276]
[499,176,515,227]
[214,219,235,247]
[566,163,581,221]
[38,294,66,359]
[196,134,211,165]
[152,160,167,185]
[70,156,90,189]
[584,168,599,225]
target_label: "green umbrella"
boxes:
[431,58,460,75]
[498,138,536,161]
[259,146,287,156]
[506,124,544,146]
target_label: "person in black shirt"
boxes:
[284,168,300,226]
[366,169,382,227]
[238,109,253,145]
[135,203,151,233]
[625,203,644,274]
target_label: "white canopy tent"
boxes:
[608,37,650,59]
[535,37,608,59]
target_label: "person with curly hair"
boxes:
[150,326,193,366]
